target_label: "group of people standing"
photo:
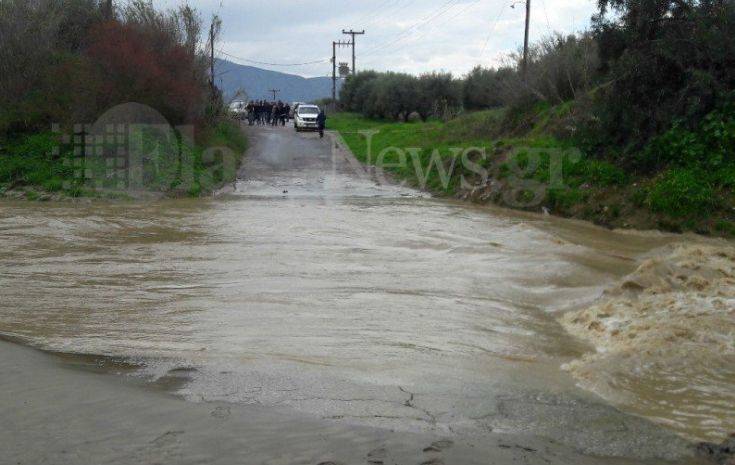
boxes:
[246,101,290,126]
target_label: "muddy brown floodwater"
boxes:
[1,125,733,464]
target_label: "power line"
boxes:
[539,0,552,35]
[365,0,460,53]
[479,3,508,60]
[360,0,462,57]
[362,0,481,61]
[217,49,330,67]
[358,0,397,27]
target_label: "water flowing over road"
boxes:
[1,125,733,464]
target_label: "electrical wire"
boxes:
[539,0,553,35]
[217,49,330,67]
[361,0,483,63]
[360,0,463,57]
[478,3,508,60]
[359,0,400,28]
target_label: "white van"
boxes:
[293,105,320,132]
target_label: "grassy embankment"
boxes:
[0,121,247,200]
[330,110,735,236]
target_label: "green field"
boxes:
[330,111,735,236]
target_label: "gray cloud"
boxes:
[155,0,596,77]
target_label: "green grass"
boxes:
[333,108,735,235]
[0,132,74,193]
[330,112,485,195]
[0,120,247,199]
[330,111,627,200]
[647,168,716,217]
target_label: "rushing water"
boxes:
[0,128,732,449]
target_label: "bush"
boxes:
[0,132,78,192]
[583,160,628,186]
[638,102,735,175]
[0,0,212,134]
[339,71,379,113]
[715,220,735,236]
[523,33,599,104]
[417,72,461,121]
[647,168,715,217]
[591,0,735,151]
[462,66,515,110]
[548,187,586,211]
[340,71,462,121]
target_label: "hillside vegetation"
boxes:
[0,0,246,199]
[335,0,735,235]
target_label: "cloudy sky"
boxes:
[157,0,597,78]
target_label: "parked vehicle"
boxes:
[289,102,304,119]
[293,105,320,132]
[229,101,248,121]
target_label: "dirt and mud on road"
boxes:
[1,124,732,465]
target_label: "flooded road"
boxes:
[1,125,733,462]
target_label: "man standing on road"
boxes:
[316,109,327,139]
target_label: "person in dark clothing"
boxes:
[316,109,327,139]
[255,101,263,125]
[270,103,279,126]
[246,101,255,126]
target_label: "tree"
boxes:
[591,0,735,153]
[417,72,460,121]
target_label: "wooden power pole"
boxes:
[268,89,280,100]
[208,16,221,96]
[332,40,350,102]
[342,29,365,75]
[522,0,531,81]
[103,0,113,20]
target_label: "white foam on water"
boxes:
[561,243,735,441]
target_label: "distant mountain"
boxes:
[215,59,340,103]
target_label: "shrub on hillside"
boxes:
[462,33,598,113]
[591,0,735,151]
[0,0,212,135]
[523,33,599,104]
[638,101,735,173]
[86,21,207,126]
[647,168,716,217]
[462,67,514,110]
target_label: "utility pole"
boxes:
[522,0,531,81]
[208,15,221,96]
[332,40,350,102]
[210,26,215,92]
[268,89,280,100]
[342,29,365,75]
[103,0,113,20]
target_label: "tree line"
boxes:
[340,0,735,162]
[0,0,248,197]
[0,0,221,135]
